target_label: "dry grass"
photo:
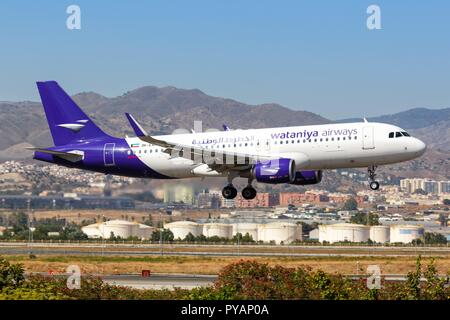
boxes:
[5,254,450,276]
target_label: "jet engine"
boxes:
[251,158,295,184]
[290,170,323,185]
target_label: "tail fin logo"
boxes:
[57,119,89,132]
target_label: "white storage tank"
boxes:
[99,220,139,239]
[258,222,302,244]
[81,223,102,238]
[370,225,390,243]
[319,223,370,243]
[164,221,202,240]
[232,223,259,241]
[390,225,424,243]
[203,223,233,239]
[82,220,153,239]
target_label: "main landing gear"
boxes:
[368,165,380,190]
[222,175,257,200]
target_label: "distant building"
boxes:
[197,189,222,208]
[279,192,328,206]
[400,178,450,195]
[234,193,279,208]
[164,184,195,205]
[0,195,134,210]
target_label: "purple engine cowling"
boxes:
[253,158,295,184]
[290,170,323,185]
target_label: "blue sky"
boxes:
[0,0,449,119]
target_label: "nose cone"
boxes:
[413,138,427,156]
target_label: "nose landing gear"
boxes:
[368,165,380,190]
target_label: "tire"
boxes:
[370,181,380,190]
[242,186,257,200]
[222,185,238,199]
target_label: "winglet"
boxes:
[222,124,230,131]
[125,113,148,137]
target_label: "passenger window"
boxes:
[396,132,402,138]
[389,132,394,138]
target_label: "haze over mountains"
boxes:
[0,85,448,165]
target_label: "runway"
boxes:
[1,242,448,258]
[27,273,217,290]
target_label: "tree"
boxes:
[0,258,24,289]
[342,197,358,211]
[424,232,447,244]
[233,232,254,243]
[350,212,379,226]
[184,232,196,242]
[151,229,174,242]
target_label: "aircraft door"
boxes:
[362,127,375,150]
[257,139,270,153]
[104,143,116,166]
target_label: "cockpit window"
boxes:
[389,132,394,138]
[395,132,402,138]
[401,131,410,137]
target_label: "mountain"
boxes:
[339,107,450,129]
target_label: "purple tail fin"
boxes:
[36,81,109,146]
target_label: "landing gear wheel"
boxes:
[369,181,380,191]
[222,185,238,199]
[242,186,257,200]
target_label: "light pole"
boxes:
[27,198,33,256]
[159,211,163,256]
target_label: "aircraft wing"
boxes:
[126,114,272,172]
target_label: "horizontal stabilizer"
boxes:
[26,147,84,162]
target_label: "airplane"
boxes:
[28,81,427,200]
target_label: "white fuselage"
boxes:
[124,122,426,178]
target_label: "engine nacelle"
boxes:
[290,170,323,185]
[252,158,295,184]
